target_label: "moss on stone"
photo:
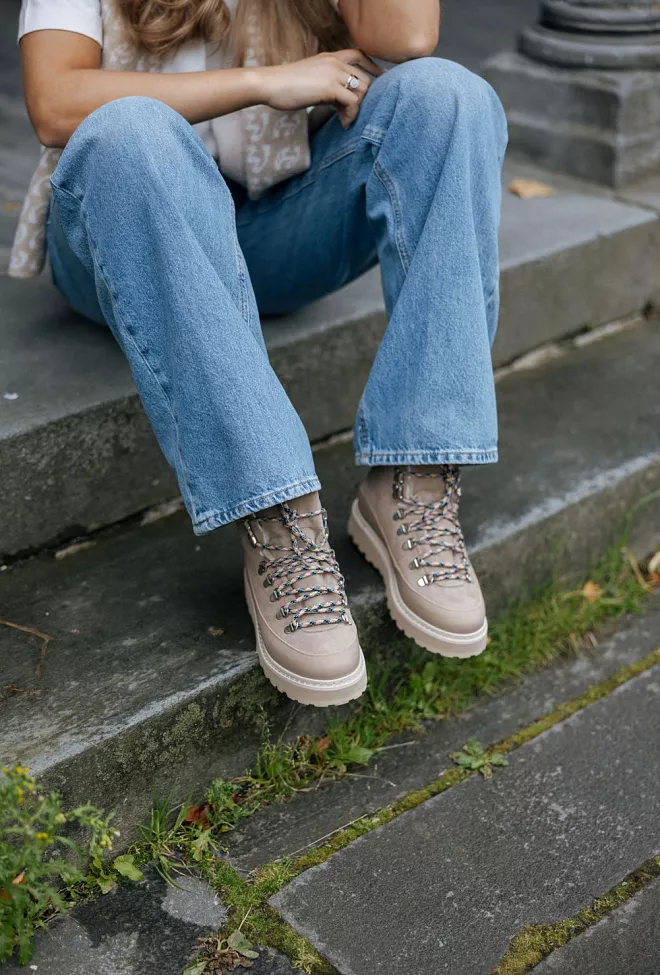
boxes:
[494,854,660,974]
[214,667,280,735]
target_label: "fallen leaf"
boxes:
[649,551,660,574]
[581,581,602,603]
[207,626,225,637]
[3,202,20,212]
[12,872,26,885]
[316,736,332,756]
[184,803,212,829]
[508,178,555,199]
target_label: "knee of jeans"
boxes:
[386,58,507,144]
[60,96,193,181]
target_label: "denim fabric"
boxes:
[48,57,507,534]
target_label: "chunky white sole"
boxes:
[244,573,368,707]
[348,500,488,659]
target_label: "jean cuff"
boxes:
[355,449,498,466]
[192,476,322,534]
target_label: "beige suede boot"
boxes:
[243,492,367,707]
[348,466,487,658]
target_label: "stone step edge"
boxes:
[18,445,660,841]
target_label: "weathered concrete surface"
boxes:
[486,51,660,187]
[3,864,299,973]
[1,320,659,833]
[225,605,660,870]
[4,866,228,974]
[495,164,660,364]
[271,665,660,975]
[535,876,660,975]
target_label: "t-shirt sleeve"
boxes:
[18,0,103,46]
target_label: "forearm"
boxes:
[337,0,440,62]
[27,66,265,148]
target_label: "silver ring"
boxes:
[345,74,360,91]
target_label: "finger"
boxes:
[335,48,384,76]
[332,84,360,110]
[339,64,372,95]
[338,104,359,129]
[334,87,361,127]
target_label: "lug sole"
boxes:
[348,499,488,659]
[244,574,368,707]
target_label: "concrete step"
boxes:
[2,318,659,834]
[2,159,660,557]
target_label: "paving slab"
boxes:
[271,665,660,975]
[4,866,225,974]
[1,320,660,834]
[4,864,294,974]
[534,876,660,975]
[225,604,660,871]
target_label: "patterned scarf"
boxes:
[9,0,312,278]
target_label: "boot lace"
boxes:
[392,466,471,586]
[245,503,350,633]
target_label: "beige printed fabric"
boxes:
[9,0,312,279]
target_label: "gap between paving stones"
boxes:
[494,852,660,975]
[183,646,660,975]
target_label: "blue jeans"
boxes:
[47,58,507,534]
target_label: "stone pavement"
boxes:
[534,878,660,975]
[8,601,660,974]
[270,613,660,974]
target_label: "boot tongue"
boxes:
[258,492,326,548]
[404,466,451,505]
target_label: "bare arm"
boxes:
[337,0,440,62]
[20,31,383,148]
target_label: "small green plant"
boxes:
[184,921,260,973]
[0,765,117,964]
[449,739,509,779]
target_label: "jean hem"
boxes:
[192,476,322,534]
[355,449,498,466]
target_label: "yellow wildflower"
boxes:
[36,832,49,840]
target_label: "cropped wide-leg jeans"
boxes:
[47,57,508,534]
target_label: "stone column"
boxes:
[484,1,660,187]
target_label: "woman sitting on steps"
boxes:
[15,0,507,707]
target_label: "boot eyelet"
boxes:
[263,575,273,588]
[275,606,289,619]
[244,520,259,548]
[269,589,280,602]
[258,562,266,576]
[417,575,431,588]
[410,558,422,570]
[403,539,416,550]
[284,622,299,634]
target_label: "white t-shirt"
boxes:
[18,0,250,184]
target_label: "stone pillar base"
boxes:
[485,51,660,187]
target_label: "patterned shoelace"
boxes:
[245,503,350,634]
[392,465,472,586]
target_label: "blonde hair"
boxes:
[117,0,350,63]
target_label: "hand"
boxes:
[255,49,384,128]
